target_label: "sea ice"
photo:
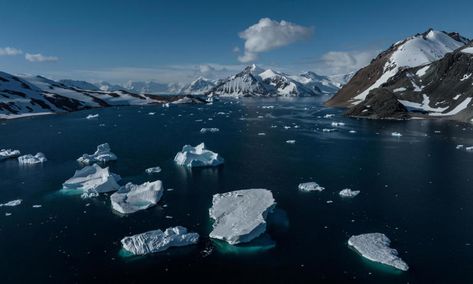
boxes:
[339,188,360,198]
[0,149,21,161]
[209,188,276,245]
[18,153,47,165]
[348,233,409,271]
[145,166,161,174]
[62,164,121,197]
[298,182,325,192]
[77,143,117,165]
[174,143,224,167]
[121,226,199,255]
[111,180,164,214]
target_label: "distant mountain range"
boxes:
[326,29,473,123]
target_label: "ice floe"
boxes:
[145,166,161,174]
[77,143,117,165]
[209,188,276,245]
[348,233,409,271]
[286,140,296,144]
[121,226,199,255]
[111,180,164,214]
[391,132,402,137]
[331,122,345,127]
[174,143,224,167]
[18,153,47,165]
[339,188,360,198]
[0,149,21,161]
[298,182,325,192]
[62,164,121,197]
[86,114,99,119]
[0,199,22,207]
[200,128,220,134]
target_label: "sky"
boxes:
[0,0,472,84]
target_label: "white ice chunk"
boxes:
[209,188,276,245]
[339,188,360,198]
[391,132,402,137]
[86,114,99,119]
[111,180,164,214]
[174,143,224,167]
[18,153,47,165]
[145,166,161,174]
[0,199,22,207]
[77,143,117,165]
[331,122,345,127]
[62,164,120,196]
[348,233,409,271]
[0,149,21,161]
[298,182,325,192]
[286,140,296,144]
[121,226,199,255]
[200,128,220,134]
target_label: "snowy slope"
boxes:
[59,79,100,91]
[179,77,216,94]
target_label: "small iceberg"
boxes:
[0,149,21,161]
[339,188,360,198]
[121,226,199,256]
[0,199,22,207]
[391,132,402,137]
[331,122,345,127]
[18,153,47,165]
[286,140,296,144]
[145,166,161,174]
[348,233,409,271]
[86,114,99,119]
[62,164,121,197]
[111,180,164,214]
[298,182,325,192]
[200,128,220,134]
[174,143,224,167]
[77,143,117,165]
[209,188,276,245]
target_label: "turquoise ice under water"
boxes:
[1,97,473,283]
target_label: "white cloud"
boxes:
[238,18,313,63]
[25,53,59,62]
[0,47,22,56]
[316,50,379,75]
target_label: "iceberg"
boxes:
[62,164,121,197]
[86,114,99,119]
[0,149,21,161]
[18,153,47,165]
[209,188,276,245]
[200,128,220,134]
[331,122,345,127]
[391,132,402,137]
[348,233,409,271]
[339,188,360,198]
[111,180,164,214]
[145,166,161,174]
[174,143,224,167]
[77,143,117,165]
[298,182,325,192]
[121,226,199,256]
[0,199,22,207]
[286,140,296,144]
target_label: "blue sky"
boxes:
[0,0,472,83]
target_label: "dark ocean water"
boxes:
[1,97,473,283]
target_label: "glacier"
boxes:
[111,180,164,214]
[174,143,224,167]
[77,143,117,165]
[121,226,199,256]
[209,188,276,245]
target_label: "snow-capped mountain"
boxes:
[59,79,100,91]
[95,81,125,92]
[179,77,216,94]
[290,71,341,94]
[209,65,329,97]
[346,41,473,122]
[122,80,171,94]
[326,29,469,107]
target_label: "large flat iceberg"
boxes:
[348,233,409,271]
[0,149,21,161]
[62,164,121,197]
[77,143,117,165]
[111,180,164,214]
[121,226,199,256]
[174,143,223,167]
[209,188,276,245]
[18,153,47,165]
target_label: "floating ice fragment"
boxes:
[86,114,99,119]
[0,149,21,161]
[391,132,402,137]
[77,143,117,165]
[174,143,224,167]
[62,164,121,197]
[18,153,47,165]
[111,180,164,214]
[145,166,161,174]
[200,128,220,134]
[286,140,296,144]
[339,188,360,198]
[298,182,324,192]
[0,199,22,207]
[331,122,345,127]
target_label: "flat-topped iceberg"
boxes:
[111,180,164,214]
[62,164,120,197]
[209,188,276,245]
[18,153,47,165]
[174,143,224,167]
[77,143,117,165]
[0,149,21,161]
[339,188,360,198]
[298,182,325,192]
[348,233,409,271]
[121,226,199,256]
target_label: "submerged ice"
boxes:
[174,143,224,167]
[111,180,164,214]
[209,188,276,245]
